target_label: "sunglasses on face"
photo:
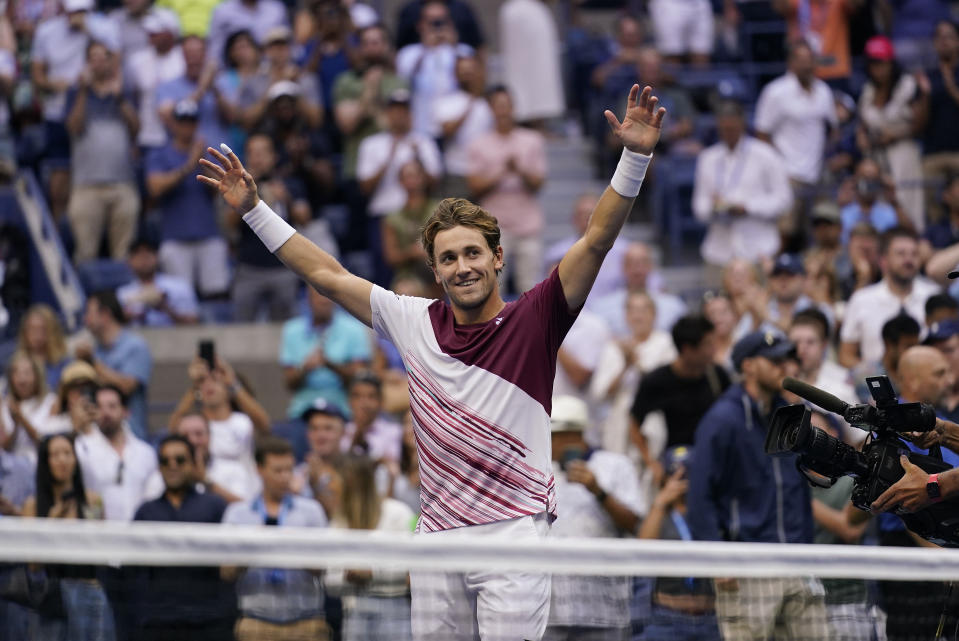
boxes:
[159,455,189,468]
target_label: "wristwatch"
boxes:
[927,473,943,503]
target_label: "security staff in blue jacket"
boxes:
[686,330,830,641]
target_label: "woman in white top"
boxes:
[325,455,415,641]
[590,291,677,458]
[1,351,57,462]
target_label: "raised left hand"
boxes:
[604,85,666,155]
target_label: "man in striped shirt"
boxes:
[198,84,665,641]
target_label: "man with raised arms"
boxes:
[198,84,665,641]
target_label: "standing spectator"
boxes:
[75,291,153,438]
[774,0,863,83]
[325,455,415,641]
[133,435,234,641]
[22,433,113,641]
[214,30,261,154]
[396,0,474,136]
[342,372,402,463]
[298,0,352,118]
[281,287,373,419]
[116,237,200,327]
[76,384,157,522]
[466,86,546,294]
[65,40,140,262]
[395,0,484,50]
[0,351,57,462]
[433,54,493,199]
[222,437,331,641]
[789,308,857,405]
[544,396,643,641]
[839,226,940,368]
[687,331,829,639]
[692,99,794,266]
[381,160,437,283]
[647,0,714,65]
[110,0,174,59]
[499,0,565,124]
[858,35,925,231]
[16,304,70,389]
[206,0,288,66]
[293,399,347,516]
[145,99,230,302]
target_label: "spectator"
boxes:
[75,290,153,438]
[117,237,200,327]
[926,292,959,325]
[647,0,714,65]
[630,314,730,482]
[169,356,271,501]
[837,221,882,298]
[789,309,856,406]
[0,351,57,462]
[887,0,950,70]
[325,455,415,641]
[552,304,610,437]
[466,86,546,294]
[590,15,644,95]
[692,99,793,266]
[206,0,288,66]
[145,99,231,303]
[222,437,331,641]
[281,286,373,419]
[593,242,688,336]
[110,0,172,59]
[76,384,157,522]
[805,201,843,266]
[857,36,924,231]
[342,372,402,463]
[169,412,244,503]
[545,396,643,641]
[774,0,863,83]
[17,304,70,389]
[44,360,100,435]
[133,435,234,641]
[638,446,721,641]
[382,159,436,283]
[214,29,261,153]
[759,253,836,332]
[499,0,565,125]
[589,291,677,457]
[395,0,484,50]
[701,291,739,370]
[852,311,921,403]
[386,410,420,515]
[922,319,959,419]
[126,9,186,149]
[687,331,830,639]
[65,40,140,262]
[292,399,347,516]
[839,227,939,368]
[396,0,474,136]
[921,174,959,260]
[433,54,493,198]
[0,442,33,516]
[298,0,352,117]
[22,433,112,641]
[917,21,959,221]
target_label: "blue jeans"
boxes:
[343,595,412,641]
[642,604,721,641]
[38,578,116,641]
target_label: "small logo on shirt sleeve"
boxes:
[495,317,503,326]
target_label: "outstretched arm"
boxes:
[558,85,665,310]
[198,146,374,327]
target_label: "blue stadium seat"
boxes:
[272,419,309,462]
[75,259,133,295]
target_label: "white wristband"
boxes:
[242,200,296,253]
[609,149,652,198]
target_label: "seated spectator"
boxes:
[757,253,836,333]
[297,0,352,116]
[206,0,288,65]
[852,312,921,403]
[1,351,57,462]
[342,372,402,463]
[44,360,100,435]
[701,291,739,370]
[222,437,330,641]
[126,9,186,149]
[467,86,546,294]
[16,303,70,389]
[169,412,243,504]
[840,158,913,244]
[647,0,714,65]
[65,40,140,262]
[76,384,158,522]
[146,99,231,303]
[836,222,881,299]
[292,399,347,516]
[805,202,843,267]
[22,433,112,640]
[395,0,484,50]
[839,227,940,368]
[434,54,493,199]
[133,435,234,641]
[75,290,153,438]
[921,174,959,261]
[692,99,793,267]
[281,286,373,419]
[499,0,565,125]
[169,356,271,501]
[593,242,687,336]
[545,396,643,640]
[589,291,676,456]
[926,292,959,326]
[590,15,644,96]
[788,307,857,406]
[386,410,420,515]
[382,159,436,283]
[110,0,171,58]
[324,455,415,640]
[396,0,474,136]
[117,237,200,327]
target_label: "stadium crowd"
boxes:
[5,0,959,640]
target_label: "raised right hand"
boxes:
[197,145,259,212]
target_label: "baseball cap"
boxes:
[172,99,199,120]
[732,330,797,373]
[770,253,805,277]
[63,0,94,13]
[266,80,302,102]
[810,201,840,224]
[865,35,895,62]
[143,9,180,36]
[263,25,293,46]
[387,88,412,106]
[925,319,959,345]
[301,398,347,423]
[60,360,98,387]
[550,396,589,433]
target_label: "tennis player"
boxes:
[198,84,665,641]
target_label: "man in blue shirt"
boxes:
[840,158,905,245]
[76,290,153,437]
[133,435,234,641]
[687,330,830,641]
[0,449,35,641]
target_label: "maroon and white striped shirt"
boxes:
[370,269,578,532]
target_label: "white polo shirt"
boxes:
[355,131,443,217]
[76,425,158,522]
